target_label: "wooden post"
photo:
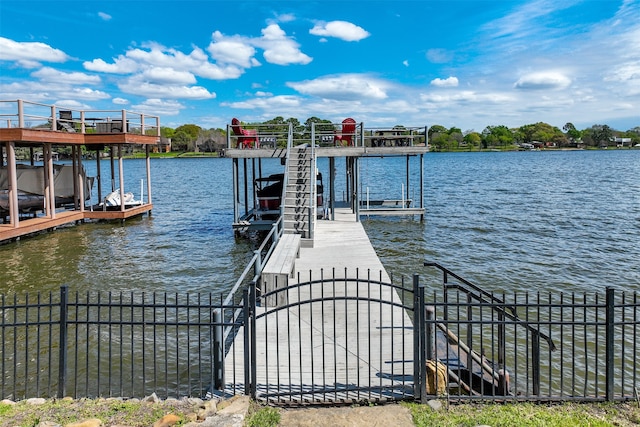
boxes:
[118,145,125,213]
[146,144,152,207]
[6,141,19,227]
[45,143,56,219]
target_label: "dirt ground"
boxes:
[277,403,415,427]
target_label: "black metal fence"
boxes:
[1,266,639,403]
[0,287,243,400]
[424,262,640,402]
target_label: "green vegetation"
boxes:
[405,401,640,427]
[157,118,638,154]
[245,401,281,427]
[0,399,193,427]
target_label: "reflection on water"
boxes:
[2,150,639,295]
[364,150,640,294]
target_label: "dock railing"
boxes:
[424,262,638,401]
[364,126,428,147]
[0,100,160,136]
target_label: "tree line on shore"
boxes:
[161,117,640,152]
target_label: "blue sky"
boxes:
[1,0,639,132]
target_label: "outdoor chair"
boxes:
[231,118,258,149]
[334,118,356,146]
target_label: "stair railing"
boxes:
[424,261,556,395]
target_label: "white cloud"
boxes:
[98,12,112,21]
[112,98,129,105]
[514,72,571,90]
[257,24,312,65]
[426,48,453,64]
[131,98,184,116]
[225,95,302,110]
[32,67,101,85]
[208,31,259,68]
[287,74,388,100]
[54,100,93,110]
[431,77,459,88]
[118,76,216,99]
[139,67,196,85]
[84,57,139,74]
[66,87,111,100]
[0,37,69,67]
[403,60,409,67]
[309,21,370,42]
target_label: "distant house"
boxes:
[155,137,172,153]
[613,137,632,147]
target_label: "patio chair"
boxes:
[57,110,76,132]
[334,118,356,146]
[231,118,258,149]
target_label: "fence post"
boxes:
[532,332,540,396]
[413,274,427,402]
[212,309,223,390]
[57,286,68,398]
[243,287,251,396]
[605,287,614,402]
[413,275,421,400]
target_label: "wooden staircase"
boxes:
[282,144,316,247]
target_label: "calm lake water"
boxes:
[1,150,639,296]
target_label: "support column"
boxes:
[6,141,19,227]
[77,146,85,213]
[420,153,424,221]
[232,158,239,222]
[45,143,56,219]
[118,145,125,212]
[96,147,102,204]
[354,156,360,221]
[329,157,335,221]
[146,144,152,208]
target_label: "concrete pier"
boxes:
[225,208,416,403]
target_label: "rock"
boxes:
[145,393,160,403]
[196,400,218,420]
[152,413,181,427]
[184,414,244,427]
[184,397,204,406]
[65,419,103,427]
[1,399,16,405]
[26,397,47,405]
[427,399,444,411]
[36,421,61,427]
[217,395,250,416]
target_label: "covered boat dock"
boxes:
[0,100,161,243]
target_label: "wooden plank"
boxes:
[0,211,84,241]
[262,234,301,306]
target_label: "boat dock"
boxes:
[221,120,432,403]
[1,100,160,243]
[224,207,417,403]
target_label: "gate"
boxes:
[244,270,426,404]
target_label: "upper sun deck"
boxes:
[223,119,429,159]
[0,100,160,146]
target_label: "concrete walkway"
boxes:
[225,208,416,404]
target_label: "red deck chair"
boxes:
[231,118,258,149]
[334,118,356,146]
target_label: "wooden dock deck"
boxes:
[224,208,416,403]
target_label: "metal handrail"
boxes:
[0,99,160,135]
[424,261,556,351]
